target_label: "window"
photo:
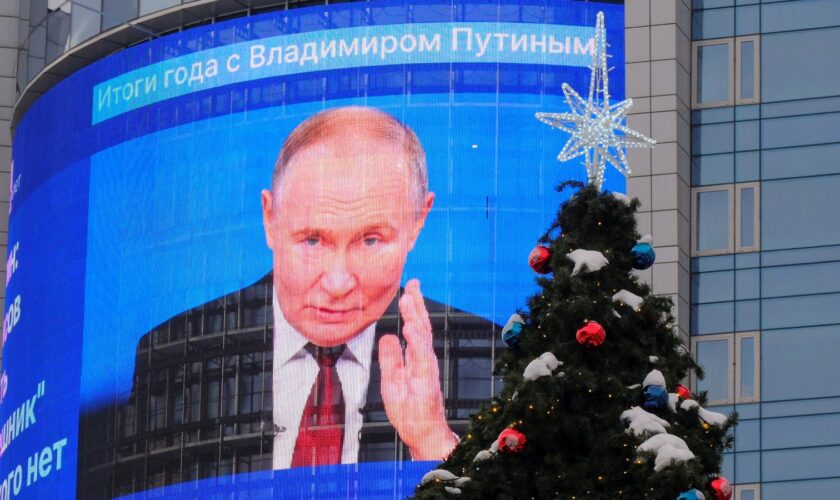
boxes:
[693,40,732,107]
[691,332,760,406]
[139,0,180,16]
[694,185,733,254]
[735,484,760,500]
[692,182,760,256]
[762,175,840,250]
[69,0,102,46]
[692,36,760,108]
[102,0,138,30]
[45,5,71,64]
[735,184,759,251]
[736,38,759,104]
[735,333,758,401]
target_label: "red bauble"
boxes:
[676,384,692,400]
[528,245,552,274]
[497,428,527,453]
[710,476,732,500]
[576,321,606,347]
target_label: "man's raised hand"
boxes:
[378,279,458,461]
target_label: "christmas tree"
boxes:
[414,11,736,500]
[413,182,736,500]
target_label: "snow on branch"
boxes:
[612,290,643,310]
[420,469,472,495]
[567,249,609,275]
[637,434,696,472]
[523,352,563,381]
[681,399,728,428]
[612,192,632,206]
[620,406,670,437]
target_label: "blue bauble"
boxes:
[631,243,656,270]
[677,489,706,500]
[642,384,669,410]
[501,314,524,347]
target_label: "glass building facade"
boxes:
[689,0,840,497]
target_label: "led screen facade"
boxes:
[2,1,624,498]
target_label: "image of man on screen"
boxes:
[261,106,457,468]
[77,106,498,498]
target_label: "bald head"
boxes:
[270,106,428,215]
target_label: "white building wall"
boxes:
[625,0,693,343]
[0,1,18,369]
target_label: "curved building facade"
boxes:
[3,1,628,498]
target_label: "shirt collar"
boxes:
[272,289,375,372]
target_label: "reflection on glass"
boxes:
[697,189,730,251]
[697,339,730,402]
[735,269,759,300]
[694,123,735,156]
[692,8,734,40]
[739,40,755,100]
[694,270,735,304]
[693,154,735,185]
[736,121,759,151]
[763,175,840,250]
[27,22,47,81]
[741,489,755,500]
[70,0,102,47]
[739,187,755,247]
[46,6,72,64]
[736,300,760,332]
[139,0,180,16]
[739,336,755,399]
[764,0,840,32]
[693,302,735,335]
[102,0,138,30]
[698,43,730,104]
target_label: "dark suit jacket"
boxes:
[77,273,498,499]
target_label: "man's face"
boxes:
[262,134,433,347]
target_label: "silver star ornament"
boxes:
[536,11,655,189]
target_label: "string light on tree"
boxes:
[536,11,655,189]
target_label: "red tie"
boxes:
[292,344,346,466]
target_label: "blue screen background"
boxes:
[2,1,624,498]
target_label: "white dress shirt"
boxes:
[271,291,376,469]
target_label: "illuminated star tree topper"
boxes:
[536,11,655,189]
